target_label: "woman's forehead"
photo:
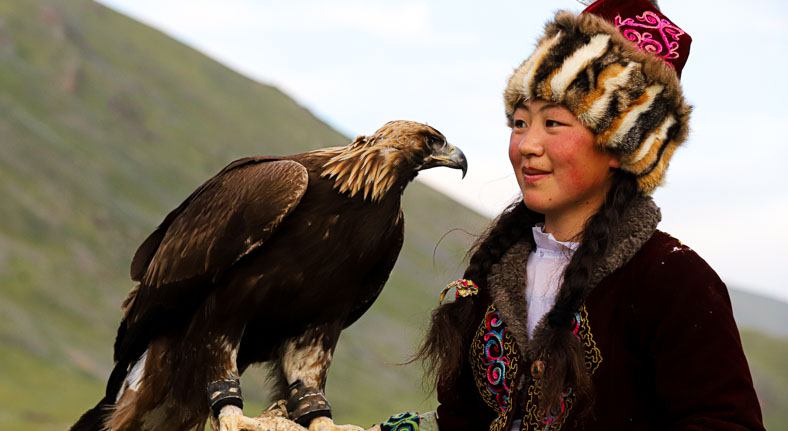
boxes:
[516,99,572,115]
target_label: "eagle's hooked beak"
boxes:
[422,143,468,178]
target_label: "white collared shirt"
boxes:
[525,224,579,338]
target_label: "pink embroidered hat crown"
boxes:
[583,0,691,76]
[504,0,693,193]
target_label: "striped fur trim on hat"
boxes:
[504,11,691,194]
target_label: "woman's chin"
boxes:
[522,194,550,214]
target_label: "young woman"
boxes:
[374,0,765,430]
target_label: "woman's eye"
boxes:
[513,119,527,128]
[545,119,562,127]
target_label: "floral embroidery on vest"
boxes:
[521,305,603,430]
[470,304,521,431]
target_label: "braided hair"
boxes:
[417,169,640,416]
[416,200,543,390]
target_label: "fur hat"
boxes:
[504,0,692,193]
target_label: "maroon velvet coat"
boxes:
[435,197,764,431]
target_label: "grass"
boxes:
[740,329,788,431]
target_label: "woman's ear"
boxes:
[608,154,621,169]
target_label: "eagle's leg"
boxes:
[279,324,363,431]
[206,336,252,431]
[200,329,289,431]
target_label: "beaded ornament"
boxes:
[438,279,479,304]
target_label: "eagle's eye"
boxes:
[426,135,445,149]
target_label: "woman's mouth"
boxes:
[522,167,550,184]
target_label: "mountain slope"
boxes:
[0,1,486,428]
[730,288,788,338]
[0,1,784,430]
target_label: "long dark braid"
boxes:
[416,200,543,390]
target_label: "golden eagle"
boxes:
[72,121,467,431]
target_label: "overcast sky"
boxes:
[96,0,788,303]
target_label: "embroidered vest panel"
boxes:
[469,305,522,431]
[470,305,603,431]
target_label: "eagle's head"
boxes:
[319,120,467,201]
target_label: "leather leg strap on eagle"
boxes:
[208,378,244,418]
[287,379,332,426]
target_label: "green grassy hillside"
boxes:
[0,1,784,430]
[741,329,788,431]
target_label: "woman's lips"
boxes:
[522,167,550,184]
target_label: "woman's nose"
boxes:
[517,129,544,157]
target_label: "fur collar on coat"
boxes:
[485,195,662,357]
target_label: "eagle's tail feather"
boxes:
[71,358,130,431]
[70,396,112,431]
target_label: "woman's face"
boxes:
[509,99,620,220]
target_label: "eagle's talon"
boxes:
[215,406,248,431]
[307,417,365,431]
[216,405,307,431]
[259,399,289,418]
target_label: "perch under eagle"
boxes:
[72,121,467,431]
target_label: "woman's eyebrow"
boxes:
[539,103,562,113]
[518,102,562,114]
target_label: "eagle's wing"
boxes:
[120,157,308,340]
[131,157,308,287]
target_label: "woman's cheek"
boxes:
[563,166,588,193]
[508,142,526,190]
[508,141,521,172]
[551,150,587,192]
[562,158,608,198]
[508,138,519,164]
